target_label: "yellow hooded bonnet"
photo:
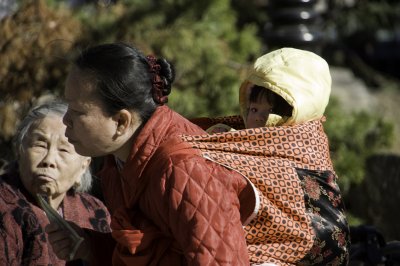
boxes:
[240,47,332,127]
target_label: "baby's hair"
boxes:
[249,85,275,106]
[249,85,293,117]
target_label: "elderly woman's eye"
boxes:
[32,141,47,148]
[59,148,70,153]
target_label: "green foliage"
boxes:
[324,97,394,194]
[332,0,400,35]
[0,0,82,145]
[72,0,261,117]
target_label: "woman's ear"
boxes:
[113,109,132,136]
[82,157,91,170]
[76,157,91,184]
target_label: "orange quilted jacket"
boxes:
[96,105,250,266]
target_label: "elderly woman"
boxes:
[0,101,111,266]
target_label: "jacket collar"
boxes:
[117,105,204,206]
[122,105,174,182]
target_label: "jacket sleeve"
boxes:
[160,157,250,265]
[0,199,50,266]
[0,207,22,265]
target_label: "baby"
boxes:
[206,83,292,133]
[193,47,349,265]
[245,85,275,129]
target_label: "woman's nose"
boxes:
[63,112,72,128]
[40,149,57,168]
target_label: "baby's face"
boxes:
[246,100,273,129]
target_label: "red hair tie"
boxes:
[146,55,168,105]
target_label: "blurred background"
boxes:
[1,0,399,241]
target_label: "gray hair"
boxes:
[13,100,92,193]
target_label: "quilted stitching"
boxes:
[165,158,247,265]
[101,106,250,265]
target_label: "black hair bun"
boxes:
[157,58,175,96]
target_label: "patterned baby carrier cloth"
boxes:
[183,116,350,265]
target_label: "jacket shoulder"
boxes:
[0,174,21,205]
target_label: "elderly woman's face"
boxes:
[18,115,90,199]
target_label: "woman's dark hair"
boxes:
[74,42,175,122]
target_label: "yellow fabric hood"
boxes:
[240,48,331,126]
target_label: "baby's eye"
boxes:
[250,107,258,113]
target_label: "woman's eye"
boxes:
[72,108,85,115]
[59,148,70,153]
[32,142,47,148]
[67,109,81,117]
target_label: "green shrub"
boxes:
[324,97,394,194]
[0,0,82,159]
[72,0,261,117]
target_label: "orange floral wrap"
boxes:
[183,116,348,265]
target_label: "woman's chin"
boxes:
[36,185,54,196]
[73,144,93,157]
